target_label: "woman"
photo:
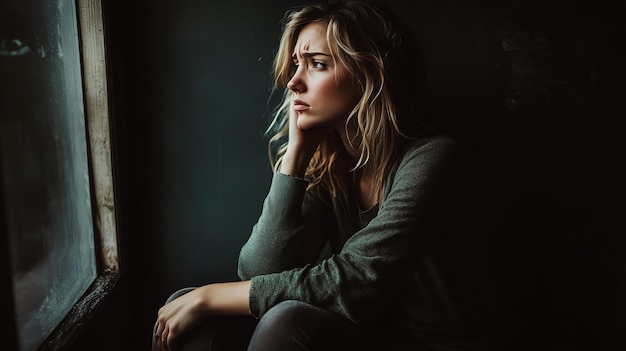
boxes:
[153,1,499,350]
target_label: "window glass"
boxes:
[0,0,97,350]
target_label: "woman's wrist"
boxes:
[280,149,311,178]
[202,281,251,316]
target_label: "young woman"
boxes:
[153,1,500,350]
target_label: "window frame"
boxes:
[0,0,121,349]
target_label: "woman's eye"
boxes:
[312,61,326,69]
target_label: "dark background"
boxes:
[71,0,625,349]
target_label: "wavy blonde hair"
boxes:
[267,0,429,206]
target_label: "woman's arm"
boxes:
[237,172,333,278]
[155,280,251,351]
[238,107,333,279]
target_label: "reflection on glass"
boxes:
[0,0,97,350]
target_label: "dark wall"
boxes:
[72,0,625,350]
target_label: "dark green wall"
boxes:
[72,0,625,350]
[148,0,292,289]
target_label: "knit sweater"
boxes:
[238,135,499,349]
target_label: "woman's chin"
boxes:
[296,116,325,130]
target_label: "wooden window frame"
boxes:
[0,0,120,349]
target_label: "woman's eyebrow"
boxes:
[292,51,332,60]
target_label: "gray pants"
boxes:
[151,287,377,351]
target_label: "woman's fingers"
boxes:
[155,307,171,350]
[155,300,191,351]
[154,320,162,338]
[161,325,170,351]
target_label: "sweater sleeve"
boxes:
[248,137,460,323]
[237,173,332,280]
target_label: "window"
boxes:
[0,0,119,350]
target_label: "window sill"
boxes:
[40,271,120,350]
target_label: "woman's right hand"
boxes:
[280,101,330,177]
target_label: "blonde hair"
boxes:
[267,0,429,206]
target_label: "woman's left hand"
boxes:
[154,281,251,351]
[154,286,211,351]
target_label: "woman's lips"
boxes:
[293,99,310,111]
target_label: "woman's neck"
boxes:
[355,168,377,209]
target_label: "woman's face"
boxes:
[287,22,361,131]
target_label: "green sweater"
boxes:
[238,135,499,349]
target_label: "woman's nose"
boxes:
[287,68,305,92]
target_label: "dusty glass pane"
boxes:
[0,0,97,350]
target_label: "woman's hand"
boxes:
[154,285,210,351]
[154,281,251,351]
[280,103,330,177]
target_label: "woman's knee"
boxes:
[250,300,370,351]
[260,300,311,323]
[252,301,305,338]
[248,301,313,350]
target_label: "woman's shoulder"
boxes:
[382,134,463,199]
[400,134,458,163]
[388,134,465,182]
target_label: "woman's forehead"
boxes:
[292,22,329,56]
